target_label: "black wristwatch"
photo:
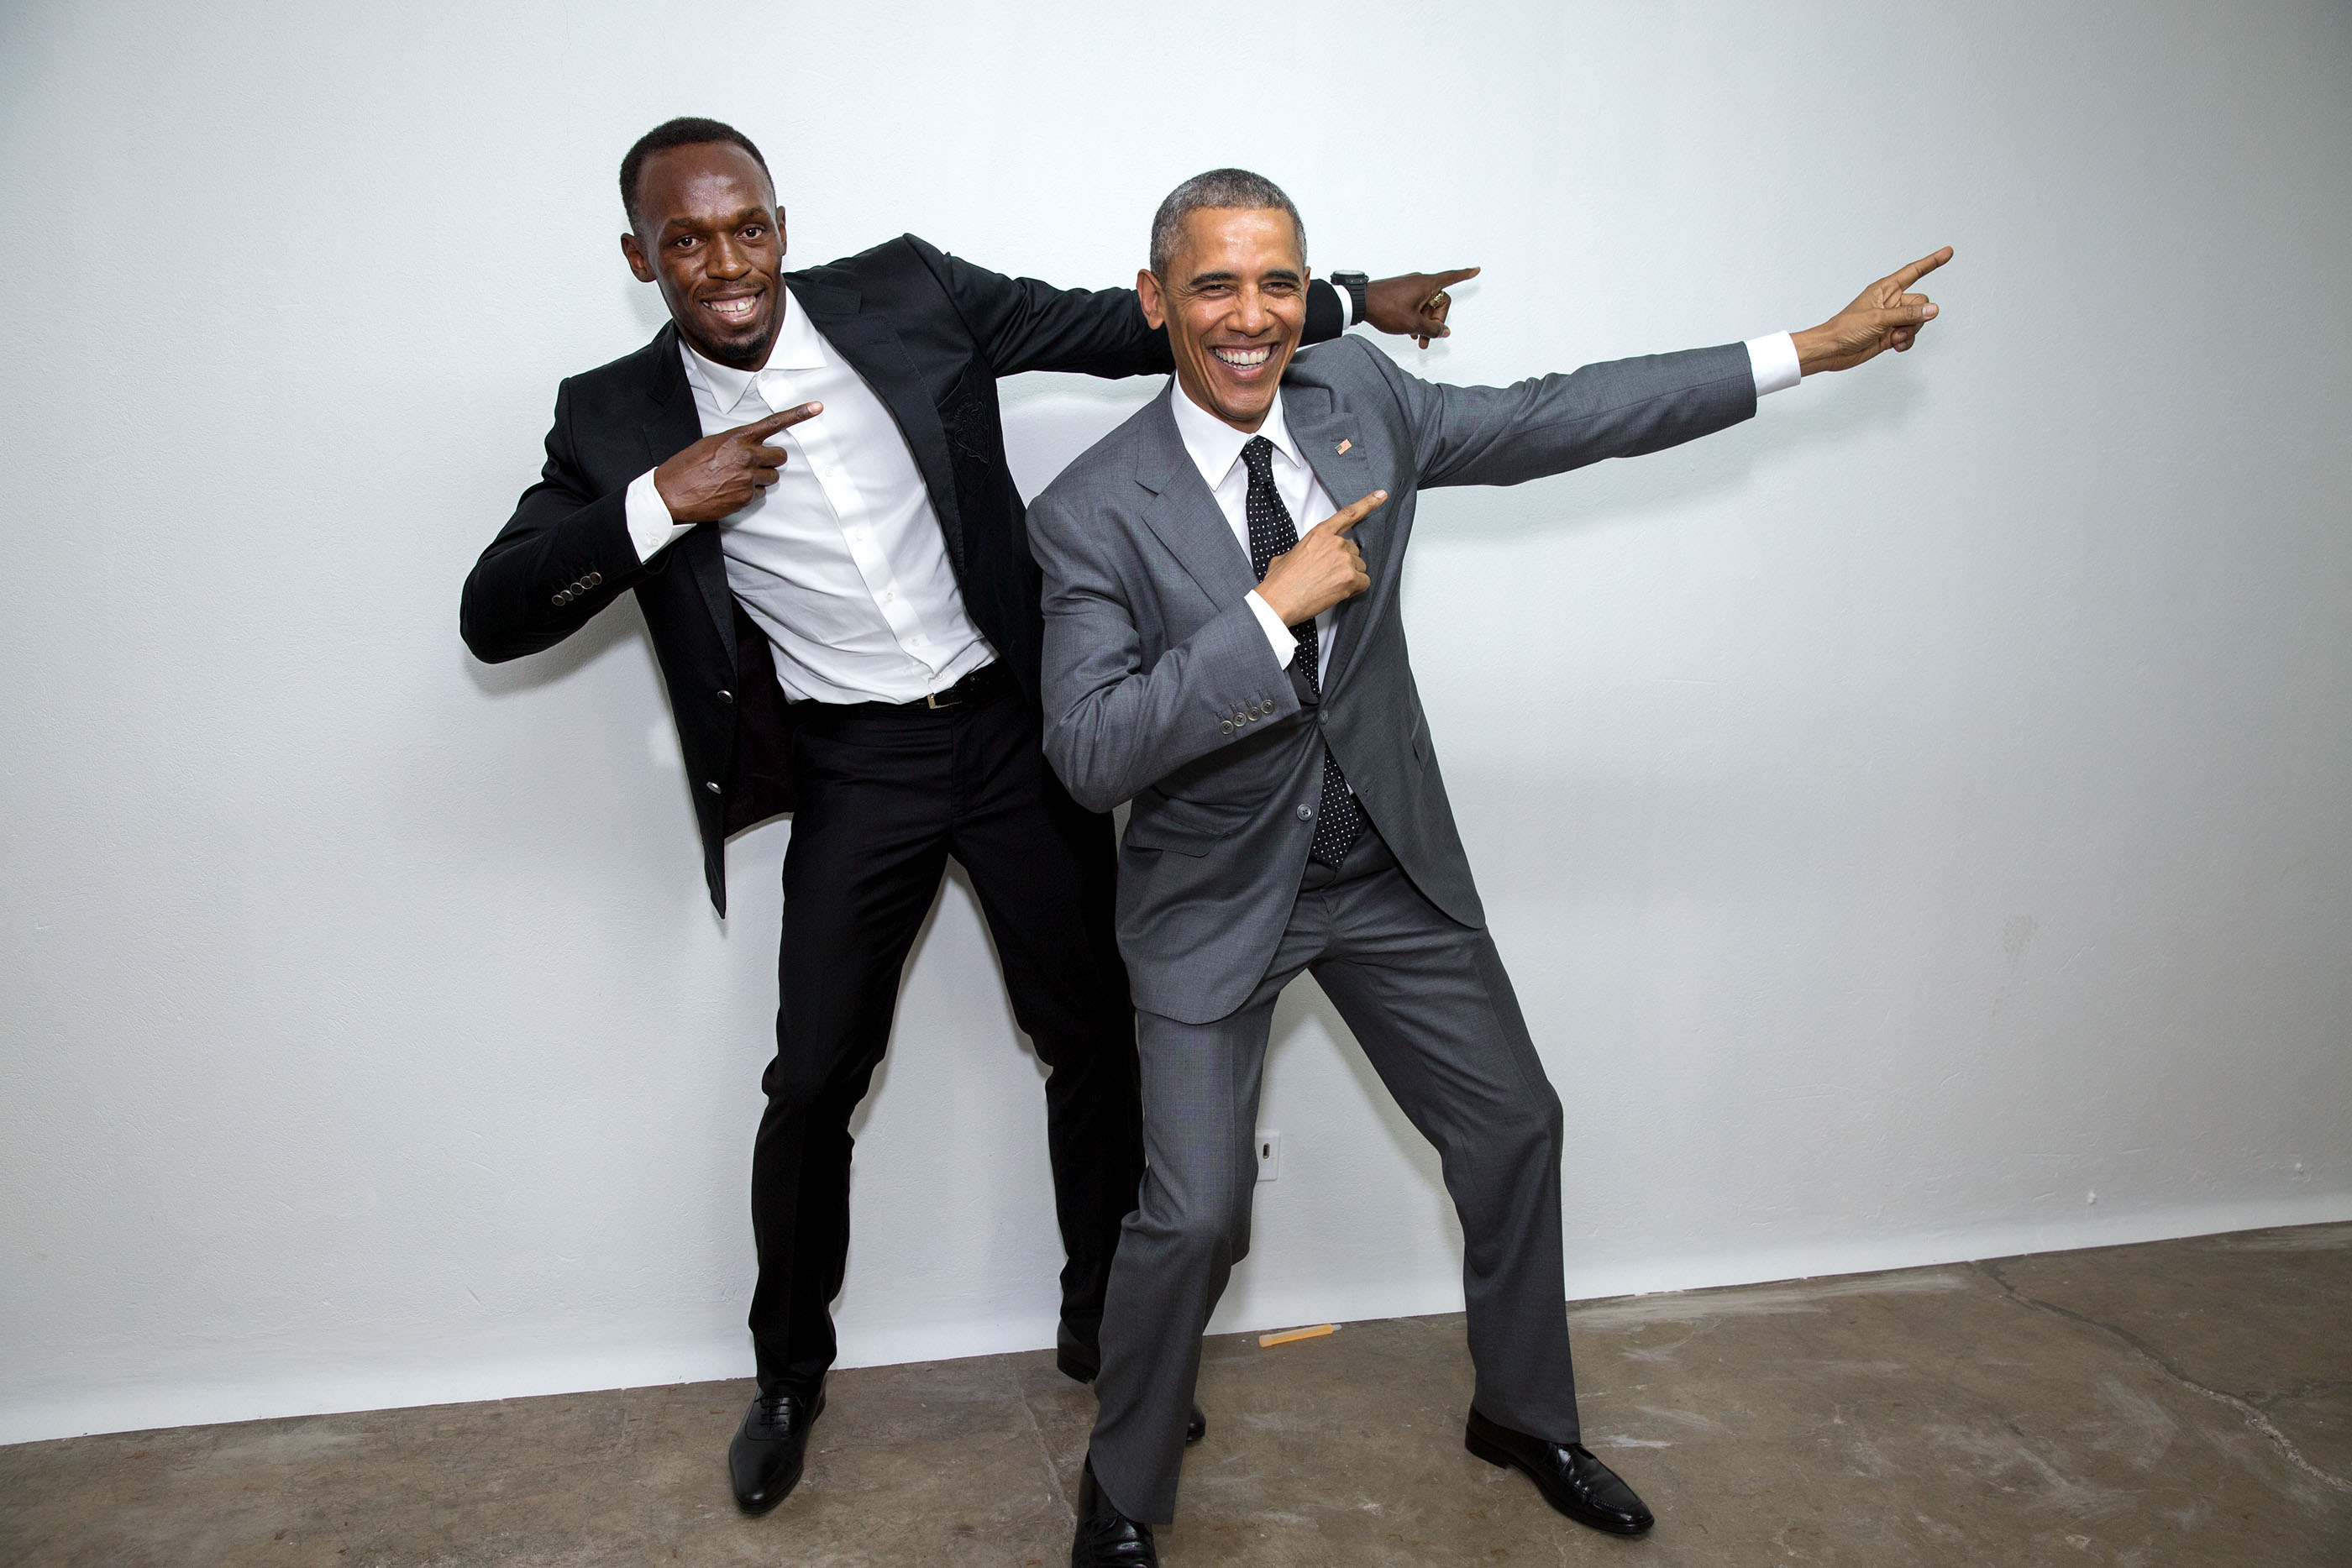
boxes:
[1330,270,1369,328]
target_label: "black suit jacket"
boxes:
[460,233,1346,913]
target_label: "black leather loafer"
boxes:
[1070,1455,1158,1567]
[1058,1323,1206,1445]
[728,1384,825,1514]
[1464,1406,1655,1535]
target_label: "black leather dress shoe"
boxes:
[1058,1324,1206,1445]
[1464,1406,1655,1535]
[1070,1455,1158,1567]
[728,1384,825,1515]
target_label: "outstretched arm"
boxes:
[1391,340,1764,492]
[1384,245,1955,490]
[906,235,1483,379]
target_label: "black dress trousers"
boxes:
[746,674,1143,1396]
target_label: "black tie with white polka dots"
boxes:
[1242,435,1364,868]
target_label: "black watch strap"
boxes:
[1331,270,1369,328]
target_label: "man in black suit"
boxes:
[459,117,1469,1515]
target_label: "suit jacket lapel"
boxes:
[635,323,738,664]
[1133,390,1257,610]
[785,275,969,571]
[1282,380,1381,692]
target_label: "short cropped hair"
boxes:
[1148,168,1306,279]
[619,117,771,233]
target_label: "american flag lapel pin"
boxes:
[1336,438,1352,455]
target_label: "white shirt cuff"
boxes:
[1746,331,1803,396]
[624,469,696,563]
[1245,590,1297,667]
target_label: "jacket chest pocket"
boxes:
[938,366,1001,463]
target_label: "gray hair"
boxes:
[1148,168,1306,279]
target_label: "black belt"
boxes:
[808,661,1010,718]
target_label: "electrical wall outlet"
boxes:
[1256,1130,1282,1183]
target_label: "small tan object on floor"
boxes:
[1257,1323,1339,1349]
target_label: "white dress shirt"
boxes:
[1165,379,1347,670]
[623,288,993,705]
[1170,333,1806,672]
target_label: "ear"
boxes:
[1137,269,1166,330]
[621,230,656,284]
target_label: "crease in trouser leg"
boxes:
[1088,1188,1239,1523]
[1084,1001,1271,1525]
[1310,929,1583,1445]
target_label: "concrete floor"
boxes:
[4,1225,2347,1567]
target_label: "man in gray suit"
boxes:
[1027,167,1950,1565]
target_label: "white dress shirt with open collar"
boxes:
[622,287,993,705]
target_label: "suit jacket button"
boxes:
[1221,721,1234,734]
[705,781,722,794]
[550,591,566,606]
[716,690,734,704]
[1296,804,1313,821]
[586,571,602,586]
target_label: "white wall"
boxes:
[4,0,2348,1445]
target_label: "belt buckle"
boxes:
[925,686,960,710]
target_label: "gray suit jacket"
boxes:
[1029,335,1757,1024]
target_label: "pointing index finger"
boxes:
[1425,266,1481,291]
[1889,247,1954,290]
[1315,490,1389,535]
[741,401,822,439]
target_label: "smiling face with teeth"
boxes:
[619,141,787,371]
[1138,207,1308,434]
